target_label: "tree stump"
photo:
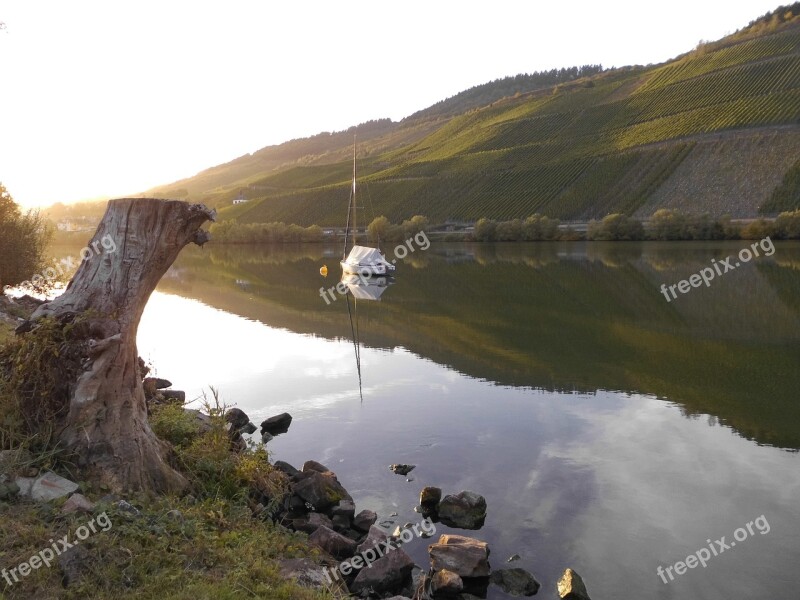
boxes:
[30,199,214,494]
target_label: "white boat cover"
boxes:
[344,245,392,267]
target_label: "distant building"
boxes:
[232,191,249,205]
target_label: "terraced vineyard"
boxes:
[152,13,800,225]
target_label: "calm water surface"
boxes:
[56,241,800,600]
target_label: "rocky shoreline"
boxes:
[224,403,593,600]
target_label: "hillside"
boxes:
[149,5,800,225]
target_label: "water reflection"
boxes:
[144,241,800,450]
[124,241,800,600]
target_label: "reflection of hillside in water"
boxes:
[155,241,800,450]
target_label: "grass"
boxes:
[0,312,338,600]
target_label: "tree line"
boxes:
[473,210,800,242]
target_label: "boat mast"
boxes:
[343,135,356,259]
[352,135,357,247]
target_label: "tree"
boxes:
[367,216,390,242]
[495,219,522,241]
[0,183,51,289]
[474,218,497,242]
[24,199,214,493]
[587,214,644,241]
[401,215,429,239]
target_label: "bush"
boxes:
[740,219,775,240]
[0,183,52,289]
[773,210,800,239]
[587,214,644,240]
[474,218,497,241]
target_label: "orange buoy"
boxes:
[319,265,328,277]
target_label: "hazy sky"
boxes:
[0,1,781,208]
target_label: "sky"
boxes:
[0,0,783,208]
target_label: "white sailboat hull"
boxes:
[340,245,396,276]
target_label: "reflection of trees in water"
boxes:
[154,241,800,449]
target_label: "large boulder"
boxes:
[278,557,346,593]
[438,491,487,529]
[330,498,356,520]
[491,567,541,596]
[273,460,300,479]
[557,568,591,600]
[349,547,415,595]
[308,525,358,560]
[293,512,334,534]
[225,408,250,430]
[261,412,292,435]
[428,534,490,578]
[292,471,350,513]
[357,524,389,555]
[353,509,378,533]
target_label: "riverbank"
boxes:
[0,296,338,600]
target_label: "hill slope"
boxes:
[150,6,800,224]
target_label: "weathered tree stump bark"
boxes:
[30,199,214,494]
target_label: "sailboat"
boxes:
[340,139,396,276]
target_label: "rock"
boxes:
[357,524,389,555]
[353,509,378,533]
[274,460,300,478]
[420,486,442,509]
[294,512,333,534]
[330,498,356,520]
[432,568,464,595]
[160,390,186,404]
[302,460,332,474]
[61,493,95,514]
[117,500,141,515]
[143,377,172,390]
[292,471,350,513]
[225,408,251,429]
[14,476,36,498]
[491,568,540,596]
[278,557,346,593]
[557,568,590,600]
[59,544,90,587]
[308,525,357,560]
[428,534,490,578]
[262,432,274,444]
[241,422,257,435]
[349,547,415,595]
[331,513,351,533]
[438,491,487,530]
[166,509,184,522]
[185,409,213,434]
[389,464,415,476]
[261,412,292,435]
[30,471,79,502]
